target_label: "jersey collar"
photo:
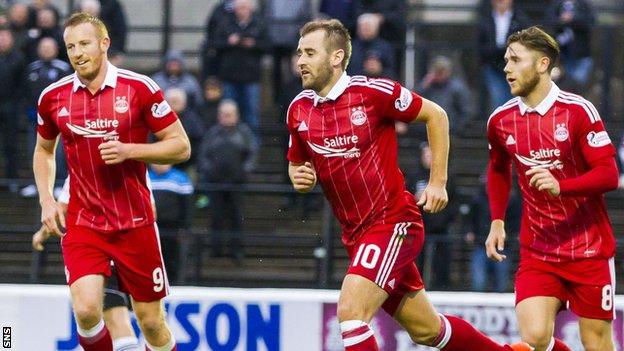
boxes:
[313,72,350,106]
[518,81,559,116]
[72,62,118,92]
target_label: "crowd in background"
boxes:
[0,0,621,291]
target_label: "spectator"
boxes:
[25,7,65,62]
[462,174,521,292]
[418,55,473,134]
[198,99,258,262]
[213,0,268,134]
[551,65,581,94]
[20,37,70,198]
[354,0,406,70]
[478,0,529,111]
[197,76,223,128]
[410,142,458,290]
[349,13,396,79]
[263,0,311,102]
[200,0,235,80]
[152,49,203,111]
[8,3,31,55]
[0,27,25,191]
[165,88,205,174]
[148,163,194,285]
[318,0,356,34]
[79,0,127,54]
[27,0,60,30]
[547,0,594,87]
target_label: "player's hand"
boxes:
[486,220,507,262]
[32,226,51,251]
[292,162,317,193]
[416,184,448,213]
[526,167,560,196]
[99,140,131,165]
[40,198,65,238]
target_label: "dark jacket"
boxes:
[24,58,71,108]
[418,77,473,133]
[354,0,406,44]
[100,0,128,53]
[149,168,194,229]
[547,0,594,60]
[410,168,458,235]
[198,123,258,183]
[177,108,206,169]
[464,187,521,241]
[349,37,396,78]
[0,47,26,102]
[213,12,268,83]
[478,8,530,71]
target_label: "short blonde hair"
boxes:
[507,26,560,72]
[64,12,109,39]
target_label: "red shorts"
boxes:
[61,223,169,302]
[515,257,615,320]
[345,221,425,315]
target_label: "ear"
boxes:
[100,36,110,52]
[537,56,550,74]
[331,49,345,69]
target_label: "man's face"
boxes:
[64,23,109,81]
[38,37,58,61]
[504,42,541,97]
[296,30,334,92]
[0,30,14,52]
[218,103,239,128]
[166,60,182,76]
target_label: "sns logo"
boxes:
[515,148,563,170]
[67,119,119,140]
[308,135,360,158]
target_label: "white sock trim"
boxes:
[340,320,374,347]
[545,337,555,351]
[434,314,452,349]
[146,337,176,351]
[113,336,140,351]
[77,319,105,338]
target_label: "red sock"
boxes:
[145,341,177,351]
[340,320,379,351]
[77,321,112,351]
[434,314,509,351]
[551,338,571,351]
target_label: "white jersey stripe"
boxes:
[153,223,171,294]
[379,223,409,287]
[609,257,616,319]
[374,223,400,284]
[348,82,392,94]
[557,93,600,123]
[286,90,314,123]
[487,98,520,126]
[343,329,375,346]
[118,69,159,92]
[38,75,73,105]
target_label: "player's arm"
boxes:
[99,120,191,165]
[288,161,316,193]
[413,98,449,213]
[33,134,65,237]
[485,125,512,263]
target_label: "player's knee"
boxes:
[336,300,367,322]
[407,322,440,346]
[137,314,166,338]
[580,331,611,351]
[73,303,102,327]
[520,328,552,350]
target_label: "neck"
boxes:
[317,70,343,97]
[83,61,108,94]
[522,77,552,108]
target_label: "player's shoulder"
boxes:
[117,68,160,94]
[487,97,521,128]
[286,89,315,119]
[347,75,396,95]
[555,89,601,123]
[38,73,74,105]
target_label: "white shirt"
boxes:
[493,10,513,48]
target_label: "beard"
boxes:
[513,68,540,97]
[302,61,333,93]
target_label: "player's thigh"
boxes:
[337,273,388,322]
[516,296,561,345]
[112,224,169,302]
[69,274,106,324]
[392,289,440,344]
[578,317,614,351]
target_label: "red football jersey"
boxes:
[287,73,424,244]
[487,83,616,262]
[37,63,178,232]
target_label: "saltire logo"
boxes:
[515,154,563,170]
[66,123,119,140]
[307,141,360,158]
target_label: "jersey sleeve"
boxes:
[573,102,616,164]
[486,117,512,221]
[375,79,423,123]
[36,92,59,140]
[286,102,310,163]
[140,83,179,133]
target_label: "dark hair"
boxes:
[300,19,352,70]
[64,12,109,39]
[507,26,560,72]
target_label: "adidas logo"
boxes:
[298,120,308,132]
[58,107,69,117]
[506,135,516,145]
[388,278,396,289]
